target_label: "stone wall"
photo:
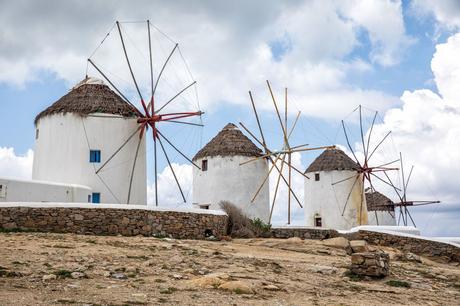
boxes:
[0,205,228,239]
[346,230,460,263]
[271,227,339,239]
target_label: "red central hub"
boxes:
[137,115,162,124]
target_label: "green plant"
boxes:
[53,269,72,278]
[250,218,272,237]
[386,280,411,288]
[343,270,364,282]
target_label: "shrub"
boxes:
[219,201,254,238]
[250,218,272,237]
[219,201,272,238]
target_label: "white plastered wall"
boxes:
[367,210,396,226]
[0,177,91,203]
[32,113,146,205]
[193,155,270,222]
[304,170,368,230]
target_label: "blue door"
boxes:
[92,192,101,204]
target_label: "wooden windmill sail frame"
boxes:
[380,153,441,227]
[87,20,203,206]
[240,81,334,224]
[333,105,400,225]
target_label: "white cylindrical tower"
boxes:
[192,123,269,222]
[304,148,368,230]
[32,77,146,205]
[366,190,396,226]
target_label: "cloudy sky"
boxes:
[1,0,459,236]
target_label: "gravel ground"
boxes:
[0,232,459,305]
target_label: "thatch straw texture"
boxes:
[366,190,395,212]
[305,148,358,173]
[193,123,262,160]
[35,80,138,124]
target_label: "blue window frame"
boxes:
[90,150,101,163]
[92,192,100,204]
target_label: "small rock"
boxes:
[262,284,281,291]
[350,240,368,253]
[102,271,111,277]
[111,272,128,280]
[173,274,183,280]
[186,273,230,288]
[42,274,57,281]
[219,281,253,294]
[71,272,86,279]
[125,266,138,273]
[405,252,422,263]
[322,237,350,250]
[310,265,338,275]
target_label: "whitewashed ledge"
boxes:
[0,202,227,216]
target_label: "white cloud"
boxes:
[0,147,33,179]
[412,0,460,30]
[0,0,411,119]
[147,163,193,208]
[364,32,460,236]
[338,0,415,66]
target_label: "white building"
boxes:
[0,177,91,203]
[2,77,147,205]
[192,123,270,222]
[304,148,368,230]
[366,189,397,226]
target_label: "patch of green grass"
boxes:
[159,287,177,294]
[233,288,245,294]
[86,239,97,244]
[386,280,411,288]
[55,299,77,304]
[0,227,35,233]
[52,244,75,249]
[53,269,72,279]
[154,278,166,283]
[126,255,149,260]
[122,301,148,305]
[343,270,365,282]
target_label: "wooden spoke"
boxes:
[341,120,360,166]
[95,125,142,174]
[156,129,201,169]
[269,154,287,224]
[341,175,360,216]
[127,133,143,204]
[157,135,186,203]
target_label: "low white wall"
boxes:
[0,177,92,203]
[193,155,269,222]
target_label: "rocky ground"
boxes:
[0,232,459,305]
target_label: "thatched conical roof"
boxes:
[305,148,358,173]
[365,189,395,212]
[34,77,138,124]
[193,123,262,160]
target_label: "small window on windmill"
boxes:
[202,159,208,171]
[35,129,39,140]
[315,216,322,227]
[315,173,320,181]
[90,150,101,163]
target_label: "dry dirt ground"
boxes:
[0,232,459,306]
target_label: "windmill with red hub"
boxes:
[332,105,400,225]
[87,20,203,206]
